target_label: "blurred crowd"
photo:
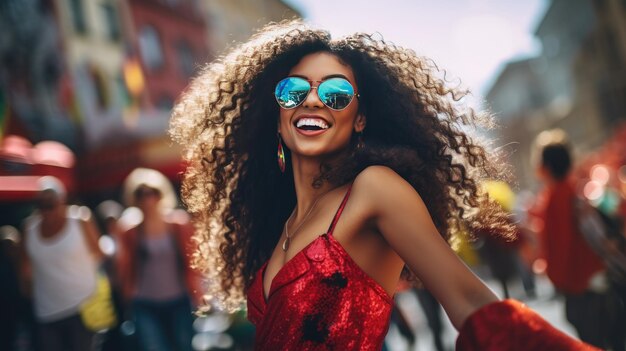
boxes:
[1,127,624,351]
[384,128,626,351]
[0,168,254,351]
[1,0,624,350]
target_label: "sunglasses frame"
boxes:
[274,76,360,111]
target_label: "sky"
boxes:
[283,0,548,106]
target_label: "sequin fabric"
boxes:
[247,186,393,350]
[457,299,602,351]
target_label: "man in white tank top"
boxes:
[20,176,103,351]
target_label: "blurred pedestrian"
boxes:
[170,20,600,350]
[117,168,201,351]
[415,288,447,351]
[20,176,103,351]
[95,200,125,286]
[476,181,536,299]
[95,200,126,351]
[386,303,416,350]
[97,200,125,240]
[534,131,609,348]
[387,280,447,351]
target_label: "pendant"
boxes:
[282,237,290,251]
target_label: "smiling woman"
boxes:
[277,52,364,159]
[170,20,599,351]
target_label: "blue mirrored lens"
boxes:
[275,77,310,109]
[317,78,355,110]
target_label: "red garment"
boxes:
[116,218,202,305]
[457,299,601,351]
[247,186,393,350]
[539,180,605,294]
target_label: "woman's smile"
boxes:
[293,114,331,137]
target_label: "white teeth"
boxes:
[296,118,329,129]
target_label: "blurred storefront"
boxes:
[77,136,186,204]
[127,0,209,111]
[0,0,80,150]
[0,135,75,227]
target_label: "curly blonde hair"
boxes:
[170,20,513,311]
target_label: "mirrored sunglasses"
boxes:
[274,77,359,111]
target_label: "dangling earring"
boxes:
[356,131,365,149]
[277,133,286,173]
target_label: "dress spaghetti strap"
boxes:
[326,184,353,236]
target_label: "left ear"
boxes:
[354,113,366,133]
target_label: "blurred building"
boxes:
[54,0,128,148]
[128,0,209,110]
[486,0,626,189]
[76,0,211,201]
[201,0,301,57]
[0,0,81,226]
[1,0,302,217]
[0,0,78,149]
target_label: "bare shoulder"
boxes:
[354,166,416,197]
[354,165,400,183]
[352,166,421,214]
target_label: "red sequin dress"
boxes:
[247,186,393,350]
[247,185,601,350]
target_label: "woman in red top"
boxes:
[170,20,599,350]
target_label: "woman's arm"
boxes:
[354,166,498,330]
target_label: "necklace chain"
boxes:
[282,193,326,252]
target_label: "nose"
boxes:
[302,86,324,109]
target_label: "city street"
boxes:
[1,0,624,350]
[388,273,577,351]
